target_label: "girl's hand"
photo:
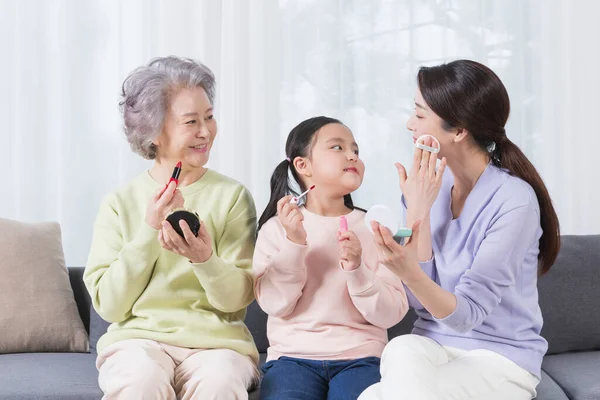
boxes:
[277,195,307,245]
[337,230,362,271]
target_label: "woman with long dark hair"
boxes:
[360,60,560,400]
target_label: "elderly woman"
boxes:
[84,56,258,399]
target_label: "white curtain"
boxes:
[279,0,600,236]
[0,0,281,266]
[1,0,598,267]
[533,0,600,238]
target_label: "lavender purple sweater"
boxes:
[403,163,547,378]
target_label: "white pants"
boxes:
[359,334,539,400]
[97,339,258,400]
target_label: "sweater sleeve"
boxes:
[404,256,437,310]
[401,193,439,310]
[84,194,160,323]
[191,187,257,313]
[344,259,409,329]
[253,220,309,318]
[434,205,541,333]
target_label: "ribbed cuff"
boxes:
[270,237,309,273]
[433,294,471,332]
[344,263,376,295]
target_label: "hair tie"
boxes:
[286,157,291,163]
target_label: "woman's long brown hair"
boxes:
[418,60,560,275]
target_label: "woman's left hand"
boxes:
[371,219,423,283]
[396,136,447,222]
[159,220,214,263]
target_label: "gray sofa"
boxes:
[0,235,598,399]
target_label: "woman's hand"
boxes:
[373,219,457,319]
[145,181,185,230]
[337,231,362,271]
[159,220,214,263]
[371,220,423,283]
[277,195,307,245]
[396,136,447,221]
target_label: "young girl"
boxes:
[253,116,409,400]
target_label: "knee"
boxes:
[183,376,246,400]
[101,366,173,399]
[382,335,419,358]
[357,383,382,400]
[179,351,255,400]
[383,334,432,354]
[130,360,172,388]
[380,334,439,378]
[99,349,173,397]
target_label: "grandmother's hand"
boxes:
[145,181,185,231]
[159,220,214,263]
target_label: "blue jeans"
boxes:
[259,356,381,400]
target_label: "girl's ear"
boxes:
[293,156,312,178]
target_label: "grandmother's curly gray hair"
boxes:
[119,56,216,159]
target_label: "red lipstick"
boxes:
[164,161,182,191]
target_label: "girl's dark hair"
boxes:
[257,116,360,232]
[417,60,560,275]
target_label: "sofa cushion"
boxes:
[388,308,418,339]
[0,353,102,399]
[541,351,600,400]
[249,387,259,400]
[534,369,569,400]
[0,351,266,400]
[0,219,89,354]
[247,353,267,400]
[538,235,600,355]
[68,267,92,334]
[244,301,269,353]
[89,306,110,355]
